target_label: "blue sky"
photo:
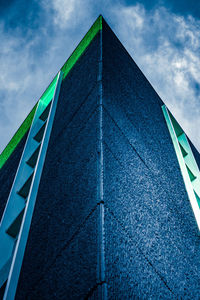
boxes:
[0,0,200,152]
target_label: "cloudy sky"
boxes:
[0,0,200,152]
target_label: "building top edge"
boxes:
[0,15,103,169]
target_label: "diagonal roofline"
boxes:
[0,15,103,169]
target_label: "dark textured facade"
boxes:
[0,17,200,299]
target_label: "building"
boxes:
[0,15,200,299]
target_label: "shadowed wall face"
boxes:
[15,32,101,299]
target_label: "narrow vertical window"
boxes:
[162,105,200,230]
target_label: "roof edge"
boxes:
[0,15,102,169]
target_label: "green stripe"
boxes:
[61,14,102,79]
[0,15,102,169]
[40,15,102,107]
[0,104,38,169]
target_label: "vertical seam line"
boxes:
[97,27,107,299]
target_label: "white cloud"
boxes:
[110,4,200,151]
[43,0,92,29]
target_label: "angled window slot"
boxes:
[186,164,196,182]
[169,111,184,137]
[6,208,25,238]
[39,101,52,121]
[194,191,200,209]
[17,173,34,199]
[179,143,188,158]
[26,145,41,168]
[33,121,47,143]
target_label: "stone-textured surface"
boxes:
[102,19,200,299]
[104,207,173,299]
[16,32,101,299]
[18,207,99,300]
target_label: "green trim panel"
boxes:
[39,15,102,107]
[61,15,102,79]
[0,15,102,169]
